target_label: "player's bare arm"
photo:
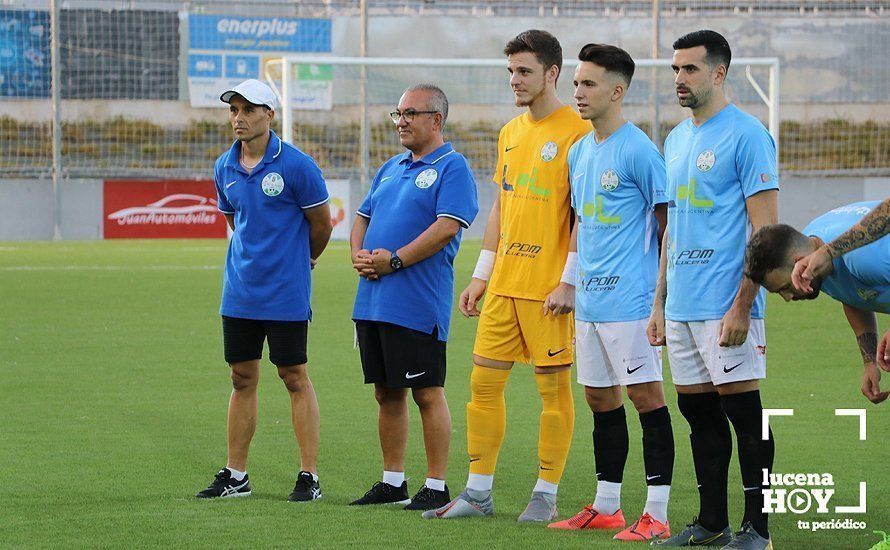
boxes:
[367,217,462,276]
[879,329,890,372]
[305,202,333,264]
[843,303,888,404]
[647,226,669,346]
[719,189,778,347]
[542,213,577,316]
[224,213,235,231]
[793,197,890,293]
[460,191,501,317]
[350,214,376,280]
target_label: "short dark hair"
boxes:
[578,43,636,86]
[744,224,809,285]
[406,83,449,127]
[504,30,563,80]
[672,29,732,72]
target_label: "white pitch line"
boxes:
[0,265,222,272]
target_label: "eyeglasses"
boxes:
[389,109,439,124]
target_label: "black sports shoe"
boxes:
[288,471,322,502]
[404,484,451,511]
[349,481,411,505]
[196,468,251,499]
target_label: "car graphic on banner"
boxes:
[103,180,227,238]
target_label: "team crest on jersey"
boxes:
[600,169,619,191]
[415,168,438,189]
[696,150,716,172]
[857,288,878,302]
[261,172,285,196]
[540,141,558,162]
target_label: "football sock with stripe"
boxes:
[640,405,674,524]
[677,391,731,532]
[535,369,574,485]
[466,365,510,477]
[721,390,774,540]
[592,404,628,515]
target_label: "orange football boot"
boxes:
[548,504,626,530]
[613,512,670,541]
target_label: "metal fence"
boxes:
[1,0,887,182]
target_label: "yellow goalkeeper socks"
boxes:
[535,368,575,484]
[466,365,511,475]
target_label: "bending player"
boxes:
[745,201,890,404]
[547,44,674,543]
[424,30,591,522]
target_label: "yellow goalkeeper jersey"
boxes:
[488,105,591,301]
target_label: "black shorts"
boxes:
[222,316,308,367]
[355,321,446,388]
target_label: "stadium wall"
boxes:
[3,177,888,241]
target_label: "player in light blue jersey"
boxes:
[648,31,778,550]
[548,44,673,543]
[745,201,890,404]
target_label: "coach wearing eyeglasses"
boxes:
[349,84,479,511]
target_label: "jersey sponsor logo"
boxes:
[414,168,438,189]
[504,241,542,258]
[581,196,621,226]
[674,248,714,266]
[380,175,393,183]
[696,149,716,172]
[516,168,549,197]
[225,180,237,189]
[857,288,878,302]
[261,172,284,196]
[502,167,550,200]
[505,144,520,152]
[600,169,619,191]
[540,141,558,162]
[580,275,620,292]
[676,178,714,209]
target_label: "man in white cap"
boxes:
[196,79,333,502]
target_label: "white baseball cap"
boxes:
[220,79,277,110]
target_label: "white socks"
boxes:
[466,473,493,492]
[425,477,446,491]
[226,467,247,481]
[593,480,622,515]
[533,478,559,495]
[643,485,671,524]
[382,470,405,487]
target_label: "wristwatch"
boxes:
[389,252,403,271]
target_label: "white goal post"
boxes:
[264,55,778,188]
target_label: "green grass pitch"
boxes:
[1,239,887,548]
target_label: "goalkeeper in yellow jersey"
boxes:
[424,29,591,522]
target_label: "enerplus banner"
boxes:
[187,14,332,109]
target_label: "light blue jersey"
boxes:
[664,104,779,321]
[568,122,667,322]
[804,201,890,314]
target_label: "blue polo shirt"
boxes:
[214,130,329,321]
[352,142,479,341]
[804,201,890,314]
